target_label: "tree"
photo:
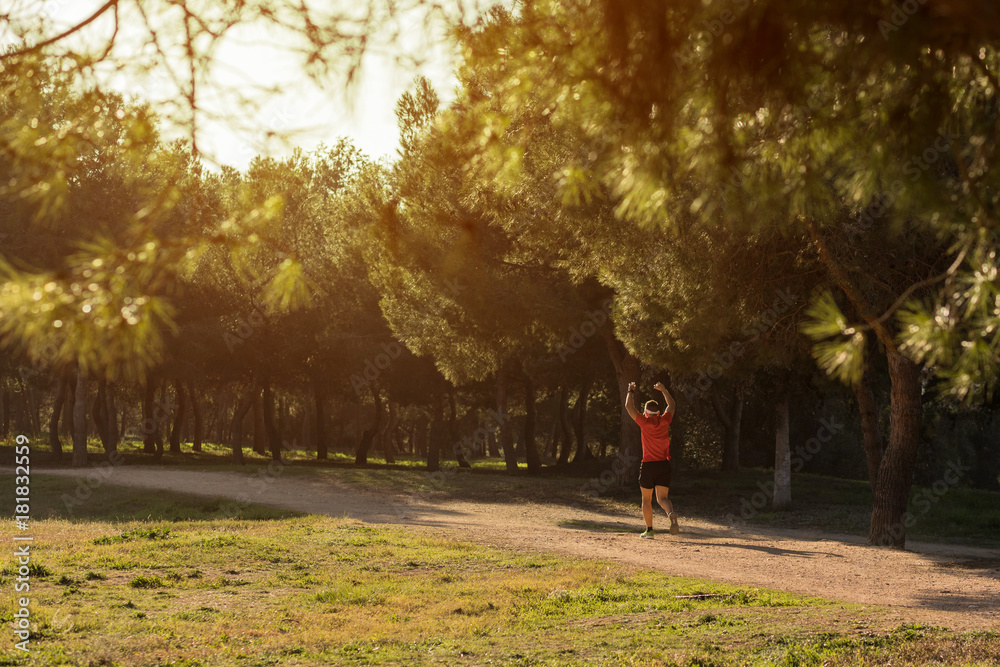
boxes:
[0,0,443,407]
[372,79,616,474]
[449,1,1000,547]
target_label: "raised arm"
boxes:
[625,381,639,420]
[654,381,676,416]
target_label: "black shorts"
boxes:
[638,459,672,489]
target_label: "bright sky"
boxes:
[194,30,459,170]
[9,0,461,170]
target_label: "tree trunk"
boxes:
[314,382,328,459]
[277,397,286,446]
[49,372,67,460]
[215,391,229,444]
[448,386,471,468]
[711,385,743,472]
[188,381,203,452]
[545,392,558,460]
[72,370,89,467]
[252,389,267,455]
[91,380,118,454]
[142,375,158,454]
[300,401,311,452]
[379,401,396,464]
[92,380,108,450]
[105,382,119,452]
[545,414,557,460]
[773,393,792,509]
[154,381,166,458]
[601,331,642,484]
[854,369,884,492]
[427,394,443,471]
[180,392,190,444]
[0,380,9,437]
[556,385,572,464]
[63,371,75,438]
[204,391,217,444]
[414,414,428,458]
[355,384,382,465]
[262,378,282,462]
[118,401,128,443]
[496,372,518,473]
[231,382,255,465]
[523,374,541,473]
[868,351,923,548]
[25,381,40,436]
[169,379,185,454]
[394,417,406,455]
[14,377,28,434]
[571,381,592,463]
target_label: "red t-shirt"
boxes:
[634,411,673,462]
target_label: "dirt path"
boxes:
[40,466,1000,631]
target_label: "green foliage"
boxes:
[899,244,1000,402]
[0,242,177,382]
[452,1,1000,402]
[128,575,166,589]
[374,74,609,387]
[801,292,866,386]
[93,527,172,545]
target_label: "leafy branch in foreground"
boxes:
[800,290,866,388]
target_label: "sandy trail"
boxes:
[38,466,1000,631]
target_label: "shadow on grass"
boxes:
[0,474,300,523]
[4,438,999,547]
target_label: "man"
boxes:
[625,380,678,538]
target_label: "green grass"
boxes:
[0,477,998,665]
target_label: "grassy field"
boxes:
[1,474,999,666]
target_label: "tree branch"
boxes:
[1,0,119,60]
[805,219,897,351]
[868,242,970,329]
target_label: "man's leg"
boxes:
[640,486,655,536]
[655,485,679,534]
[654,485,673,515]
